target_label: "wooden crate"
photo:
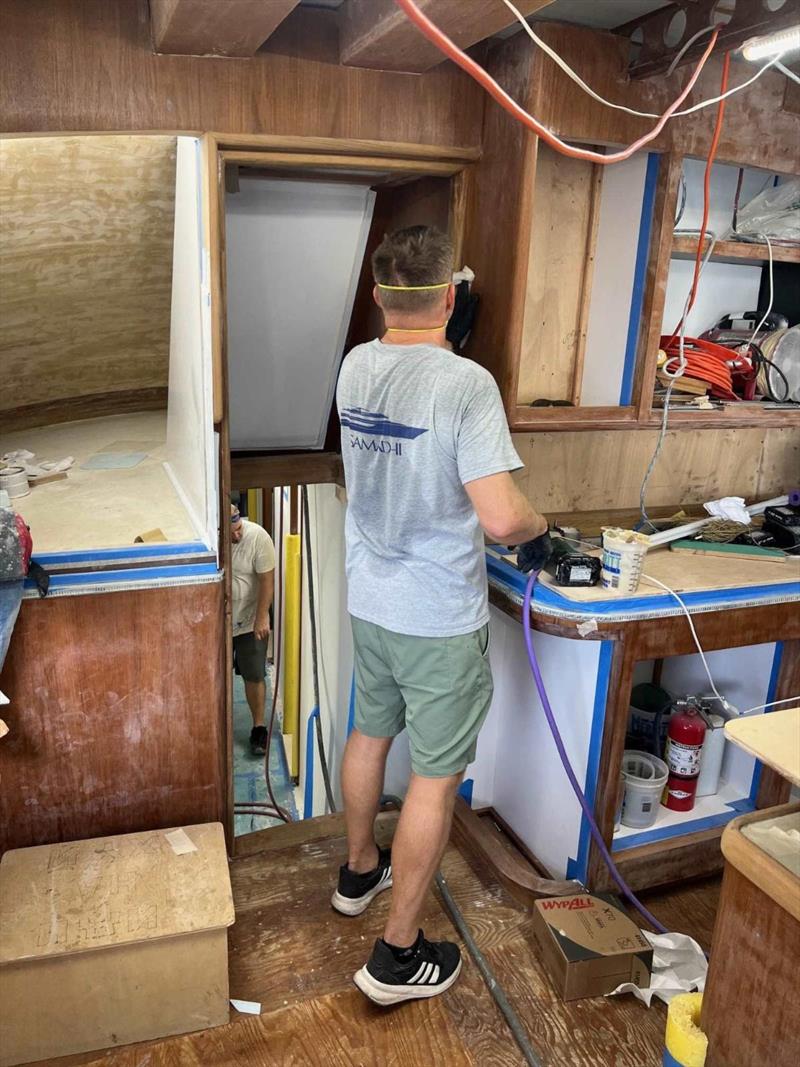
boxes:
[0,822,234,1066]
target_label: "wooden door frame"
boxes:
[204,133,479,848]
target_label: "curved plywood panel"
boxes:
[0,135,176,428]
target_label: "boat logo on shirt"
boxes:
[341,407,428,456]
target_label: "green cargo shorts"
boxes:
[351,616,493,778]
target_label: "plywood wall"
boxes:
[518,143,600,405]
[0,135,177,426]
[513,427,799,514]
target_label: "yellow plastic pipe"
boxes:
[282,532,301,777]
[246,488,259,525]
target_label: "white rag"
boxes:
[608,929,708,1007]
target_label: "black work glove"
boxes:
[516,529,553,574]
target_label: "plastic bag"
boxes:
[735,178,800,242]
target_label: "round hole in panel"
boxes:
[763,0,786,12]
[711,0,738,26]
[664,9,687,46]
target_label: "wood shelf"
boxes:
[671,234,800,265]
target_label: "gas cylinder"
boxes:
[662,703,707,812]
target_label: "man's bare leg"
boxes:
[342,728,393,873]
[244,679,266,728]
[383,771,462,948]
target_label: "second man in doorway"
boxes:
[231,501,276,757]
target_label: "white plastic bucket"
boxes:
[0,466,29,499]
[621,750,668,829]
[601,529,648,594]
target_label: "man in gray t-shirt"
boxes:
[332,226,550,1006]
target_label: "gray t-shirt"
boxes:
[337,339,522,637]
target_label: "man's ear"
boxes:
[445,282,456,315]
[372,284,383,309]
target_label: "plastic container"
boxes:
[696,714,726,797]
[627,682,673,757]
[0,466,29,499]
[620,750,669,829]
[601,528,648,594]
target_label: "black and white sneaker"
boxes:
[354,930,462,1005]
[331,847,392,916]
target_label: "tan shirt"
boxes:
[231,520,276,636]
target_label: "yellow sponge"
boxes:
[664,993,707,1067]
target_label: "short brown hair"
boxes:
[371,225,454,312]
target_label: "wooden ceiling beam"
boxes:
[150,0,303,57]
[340,0,556,73]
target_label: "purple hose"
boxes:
[522,570,668,935]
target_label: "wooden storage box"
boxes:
[0,822,234,1066]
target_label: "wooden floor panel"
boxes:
[43,813,720,1067]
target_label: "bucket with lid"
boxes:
[621,750,668,829]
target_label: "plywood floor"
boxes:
[42,812,719,1067]
[0,412,196,552]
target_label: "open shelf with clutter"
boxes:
[648,157,800,426]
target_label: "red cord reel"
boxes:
[659,335,753,402]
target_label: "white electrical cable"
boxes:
[777,61,800,86]
[559,532,729,710]
[638,573,731,710]
[639,233,717,531]
[501,0,784,119]
[747,233,774,346]
[665,25,716,77]
[741,695,800,715]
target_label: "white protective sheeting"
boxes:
[226,177,375,450]
[165,137,217,551]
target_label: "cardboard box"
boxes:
[0,823,234,1066]
[532,892,652,1001]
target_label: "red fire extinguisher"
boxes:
[662,701,707,812]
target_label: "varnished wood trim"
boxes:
[231,452,344,491]
[721,802,800,922]
[452,797,581,906]
[635,152,683,421]
[756,639,799,809]
[213,133,482,163]
[592,826,725,893]
[220,150,464,177]
[1,388,167,432]
[671,234,800,265]
[510,404,639,432]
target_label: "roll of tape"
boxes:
[663,992,707,1067]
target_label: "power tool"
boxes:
[762,503,800,551]
[544,536,601,587]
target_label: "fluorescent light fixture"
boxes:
[741,25,800,61]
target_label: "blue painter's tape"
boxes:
[34,542,211,566]
[347,671,356,738]
[458,778,474,807]
[304,707,320,820]
[569,641,614,884]
[749,641,784,802]
[486,549,799,619]
[25,562,219,591]
[662,1048,686,1067]
[620,152,660,406]
[613,804,754,852]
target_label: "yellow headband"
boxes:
[376,282,450,291]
